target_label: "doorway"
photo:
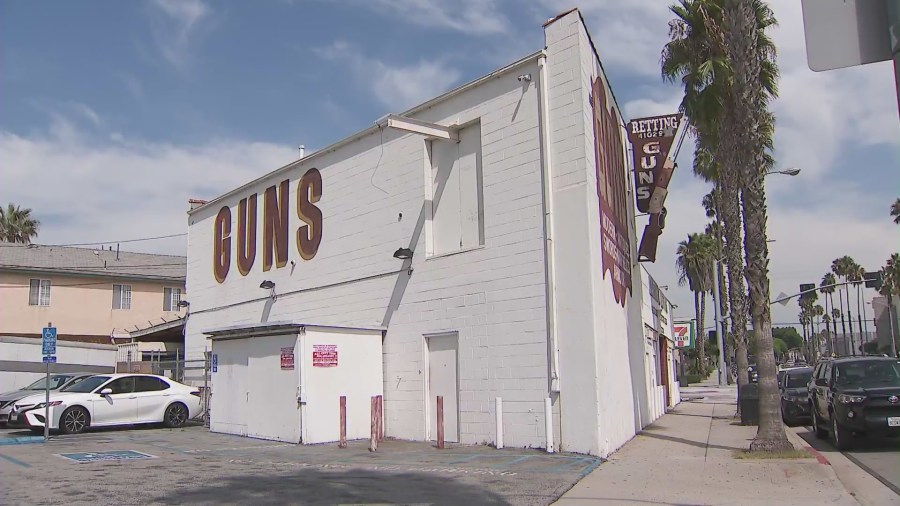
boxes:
[426,333,459,443]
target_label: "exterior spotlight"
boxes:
[260,280,275,289]
[176,300,190,308]
[393,248,414,260]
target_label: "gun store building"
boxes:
[184,8,681,456]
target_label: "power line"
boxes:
[0,232,187,248]
[0,262,185,270]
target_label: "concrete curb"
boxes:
[783,424,830,465]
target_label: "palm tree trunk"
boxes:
[717,170,749,396]
[837,289,849,355]
[845,285,856,355]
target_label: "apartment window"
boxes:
[429,122,484,256]
[28,279,51,306]
[164,287,182,311]
[112,284,132,310]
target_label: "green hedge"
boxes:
[683,374,705,385]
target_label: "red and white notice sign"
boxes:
[280,347,295,370]
[312,344,338,367]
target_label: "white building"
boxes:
[184,9,677,456]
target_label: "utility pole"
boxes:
[712,260,727,386]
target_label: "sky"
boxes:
[2,0,898,333]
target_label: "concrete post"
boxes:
[436,396,445,449]
[495,397,504,450]
[339,396,347,448]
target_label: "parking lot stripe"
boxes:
[0,453,31,468]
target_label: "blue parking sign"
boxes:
[42,327,57,355]
[211,353,218,373]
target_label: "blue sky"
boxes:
[2,0,898,328]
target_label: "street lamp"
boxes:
[766,167,801,176]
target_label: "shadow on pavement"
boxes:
[154,468,512,505]
[639,431,746,452]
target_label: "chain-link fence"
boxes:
[118,352,212,426]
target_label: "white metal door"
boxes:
[247,334,300,443]
[210,339,249,436]
[427,334,459,443]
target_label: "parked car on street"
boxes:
[0,373,96,425]
[809,357,900,450]
[7,374,201,435]
[779,366,813,426]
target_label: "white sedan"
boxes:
[9,374,202,434]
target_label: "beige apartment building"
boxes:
[0,243,186,344]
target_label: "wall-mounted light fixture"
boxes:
[176,300,190,308]
[259,280,277,301]
[393,248,414,260]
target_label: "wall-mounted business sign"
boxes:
[213,168,323,283]
[626,114,687,263]
[627,114,682,214]
[673,320,695,349]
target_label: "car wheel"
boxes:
[60,407,89,435]
[164,402,188,428]
[832,415,852,451]
[811,408,827,439]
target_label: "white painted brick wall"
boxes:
[186,59,551,448]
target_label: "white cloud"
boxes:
[149,0,212,69]
[315,41,461,111]
[0,115,296,256]
[365,0,509,35]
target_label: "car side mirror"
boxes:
[815,378,828,387]
[100,388,113,396]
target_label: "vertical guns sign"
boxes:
[673,320,695,349]
[626,113,685,263]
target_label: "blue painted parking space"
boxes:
[58,450,157,463]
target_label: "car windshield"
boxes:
[23,375,73,390]
[835,360,900,387]
[61,376,110,393]
[786,371,812,388]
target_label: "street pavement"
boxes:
[796,425,900,501]
[554,378,860,506]
[0,425,599,505]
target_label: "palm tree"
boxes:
[820,273,837,355]
[662,0,752,394]
[880,254,900,356]
[849,263,867,351]
[717,0,785,451]
[833,256,857,355]
[676,233,716,374]
[891,198,900,225]
[813,304,825,360]
[0,203,40,244]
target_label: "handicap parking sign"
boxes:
[58,450,156,463]
[42,327,57,355]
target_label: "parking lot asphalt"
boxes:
[0,426,602,505]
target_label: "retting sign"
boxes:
[673,321,695,349]
[627,114,682,213]
[213,168,323,283]
[626,113,686,263]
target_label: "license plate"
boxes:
[889,417,900,427]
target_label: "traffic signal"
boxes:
[864,271,882,289]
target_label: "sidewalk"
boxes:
[554,376,858,505]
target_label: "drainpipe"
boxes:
[537,52,561,396]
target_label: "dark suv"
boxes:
[809,357,900,450]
